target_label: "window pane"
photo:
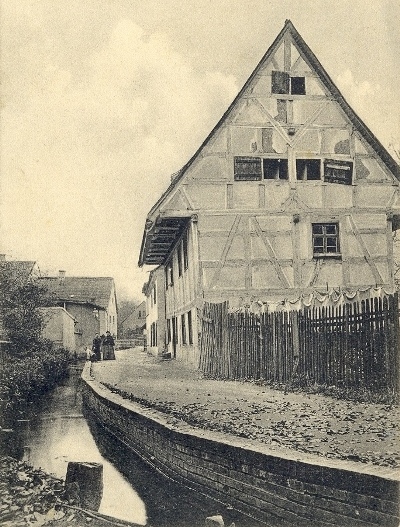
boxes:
[312,224,323,234]
[314,237,324,248]
[326,238,337,253]
[325,224,337,235]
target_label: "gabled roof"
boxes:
[0,260,37,282]
[40,276,116,310]
[140,19,399,238]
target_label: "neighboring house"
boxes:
[40,271,118,351]
[138,20,400,366]
[41,306,76,352]
[142,267,166,357]
[120,300,146,338]
[0,257,40,348]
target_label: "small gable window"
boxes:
[290,76,306,95]
[263,158,288,180]
[234,157,262,181]
[296,159,321,181]
[312,223,340,256]
[272,71,306,95]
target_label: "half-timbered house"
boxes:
[138,20,400,365]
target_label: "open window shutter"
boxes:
[272,71,290,94]
[234,157,262,181]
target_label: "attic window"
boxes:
[291,77,306,95]
[271,71,306,95]
[234,157,262,181]
[296,159,321,180]
[263,158,288,180]
[324,159,353,185]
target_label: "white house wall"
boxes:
[164,222,200,365]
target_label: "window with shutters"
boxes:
[234,157,288,181]
[234,157,262,181]
[271,71,306,95]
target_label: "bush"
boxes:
[0,342,70,420]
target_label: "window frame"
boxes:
[312,222,341,258]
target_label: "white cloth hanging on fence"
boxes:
[231,286,397,313]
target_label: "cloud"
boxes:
[1,15,238,298]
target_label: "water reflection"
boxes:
[10,370,147,525]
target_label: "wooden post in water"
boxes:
[65,461,103,511]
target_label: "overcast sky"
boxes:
[1,0,399,300]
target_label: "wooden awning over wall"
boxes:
[139,216,191,266]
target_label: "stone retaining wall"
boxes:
[81,366,399,527]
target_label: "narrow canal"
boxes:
[8,366,249,527]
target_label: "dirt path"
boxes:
[92,348,400,470]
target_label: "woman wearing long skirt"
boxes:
[102,331,115,360]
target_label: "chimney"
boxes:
[59,270,66,284]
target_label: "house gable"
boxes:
[139,20,399,270]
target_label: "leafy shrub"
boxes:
[0,342,70,419]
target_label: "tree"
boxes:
[0,262,50,355]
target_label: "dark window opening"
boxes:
[291,76,306,95]
[167,319,171,344]
[297,159,321,180]
[181,314,186,345]
[187,310,193,345]
[183,231,189,270]
[177,243,182,276]
[312,223,340,256]
[234,157,262,181]
[263,158,288,180]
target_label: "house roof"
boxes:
[40,276,116,310]
[138,19,400,267]
[0,260,37,281]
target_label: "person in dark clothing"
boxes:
[92,333,102,361]
[102,331,115,360]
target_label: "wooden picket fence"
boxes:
[199,294,399,393]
